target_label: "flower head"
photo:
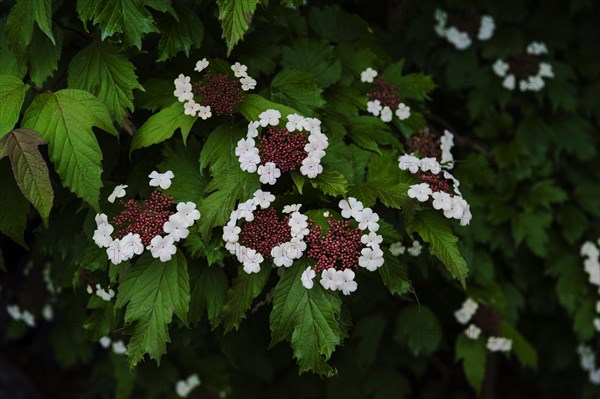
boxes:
[149,170,174,190]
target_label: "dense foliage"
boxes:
[0,0,599,398]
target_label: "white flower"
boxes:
[465,324,482,340]
[320,268,341,290]
[176,202,201,226]
[112,340,127,355]
[108,184,128,203]
[237,200,257,222]
[99,336,111,348]
[502,74,516,90]
[407,240,422,257]
[95,284,115,301]
[299,157,323,178]
[174,74,191,87]
[6,305,21,321]
[286,114,305,132]
[444,197,467,219]
[287,237,307,259]
[440,130,455,166]
[355,207,380,232]
[477,16,495,40]
[594,318,600,332]
[184,100,201,116]
[20,310,35,327]
[283,204,302,214]
[272,245,293,267]
[367,100,382,116]
[258,109,281,127]
[150,235,177,262]
[323,211,330,217]
[302,117,322,133]
[395,103,411,120]
[174,74,193,102]
[398,154,421,173]
[252,190,275,209]
[389,242,406,256]
[164,214,190,242]
[305,132,329,153]
[235,137,257,157]
[380,106,393,122]
[538,62,554,78]
[222,223,241,243]
[194,58,209,72]
[460,203,472,226]
[360,67,378,83]
[107,239,125,265]
[407,183,432,202]
[95,213,109,227]
[338,269,358,295]
[492,59,509,77]
[258,162,282,184]
[301,267,316,289]
[432,191,453,211]
[121,233,144,259]
[528,75,545,92]
[176,374,201,398]
[420,157,441,174]
[86,285,93,294]
[446,27,472,50]
[239,151,260,173]
[231,62,248,78]
[42,304,53,321]
[454,298,479,324]
[487,337,513,352]
[338,197,364,219]
[247,121,260,138]
[361,232,383,247]
[242,248,263,274]
[93,223,114,248]
[526,41,548,55]
[149,170,174,190]
[289,212,309,238]
[581,242,600,258]
[590,369,600,385]
[198,105,212,120]
[359,245,384,271]
[240,76,256,91]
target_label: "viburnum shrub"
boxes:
[0,1,599,399]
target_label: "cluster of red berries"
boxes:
[305,218,362,273]
[258,127,309,172]
[368,77,401,109]
[239,208,291,259]
[406,131,442,159]
[471,306,501,336]
[192,71,244,116]
[416,172,453,194]
[447,13,482,37]
[507,53,541,80]
[112,190,175,246]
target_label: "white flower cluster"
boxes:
[581,240,600,333]
[93,171,201,264]
[361,67,411,123]
[433,9,495,50]
[301,197,384,295]
[99,336,127,355]
[578,345,600,385]
[399,141,472,226]
[222,191,307,274]
[389,240,423,257]
[176,374,201,398]
[6,304,36,327]
[492,43,554,92]
[236,111,327,184]
[173,59,256,118]
[454,298,513,351]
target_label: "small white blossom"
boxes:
[444,197,467,220]
[492,59,509,77]
[242,248,263,274]
[237,200,257,222]
[164,214,190,242]
[502,74,516,90]
[283,204,302,214]
[302,117,322,133]
[398,154,421,173]
[538,62,554,78]
[299,157,322,178]
[235,138,257,157]
[176,202,201,226]
[301,267,316,289]
[198,105,212,120]
[338,269,358,295]
[176,374,201,398]
[380,106,393,122]
[289,212,309,238]
[95,284,115,302]
[360,67,378,83]
[581,242,599,259]
[407,240,422,257]
[359,245,384,271]
[184,100,201,116]
[121,233,144,259]
[305,132,329,153]
[420,157,441,174]
[407,183,432,202]
[487,337,513,352]
[252,190,275,209]
[465,324,482,340]
[338,197,364,219]
[108,184,128,203]
[95,213,109,227]
[361,232,383,247]
[112,340,127,355]
[286,114,305,132]
[460,203,473,226]
[240,76,256,91]
[239,152,260,173]
[42,304,53,321]
[149,170,174,190]
[222,223,241,243]
[258,162,282,185]
[526,41,548,55]
[258,109,281,127]
[247,121,260,138]
[446,27,472,50]
[477,16,495,40]
[367,100,382,116]
[194,58,209,72]
[231,62,248,78]
[272,245,293,268]
[150,235,177,262]
[320,268,341,290]
[389,242,406,256]
[93,223,114,248]
[355,208,380,232]
[455,298,479,324]
[432,191,453,211]
[99,336,112,348]
[396,103,411,121]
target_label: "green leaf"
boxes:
[238,94,299,122]
[0,74,29,139]
[348,181,413,210]
[77,0,158,49]
[156,8,204,61]
[0,161,29,247]
[27,26,63,87]
[348,116,400,154]
[526,179,567,208]
[309,168,348,197]
[130,102,196,152]
[455,334,487,395]
[221,265,270,333]
[21,89,118,210]
[158,138,205,204]
[500,321,537,369]
[270,262,342,377]
[68,41,144,121]
[271,68,325,115]
[184,231,225,266]
[394,304,441,356]
[385,73,436,101]
[0,129,53,225]
[4,0,55,53]
[189,265,229,328]
[216,0,260,54]
[135,79,175,112]
[379,251,411,296]
[407,210,469,285]
[511,211,552,257]
[115,251,190,367]
[308,5,370,43]
[281,39,342,88]
[0,49,27,79]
